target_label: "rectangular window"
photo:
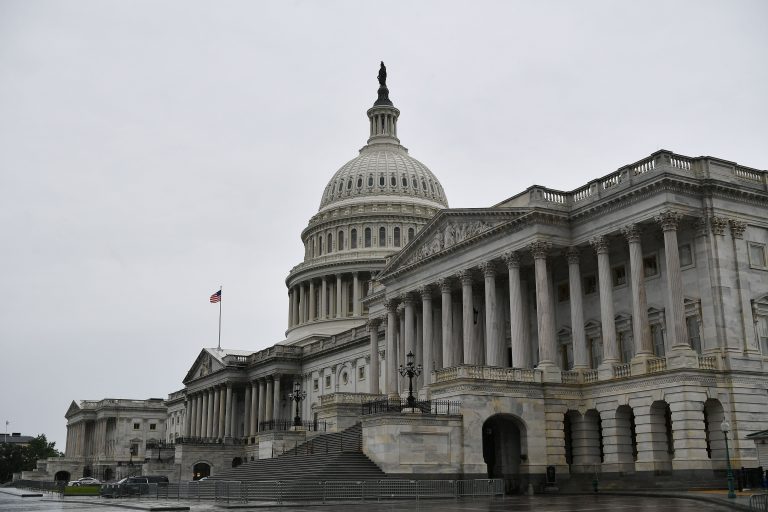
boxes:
[358,366,365,380]
[643,254,659,277]
[612,265,627,287]
[589,338,603,369]
[583,275,597,295]
[557,282,569,302]
[758,316,768,355]
[679,243,694,268]
[313,379,319,391]
[749,243,767,269]
[686,317,702,354]
[325,375,331,388]
[133,423,140,430]
[618,332,633,364]
[652,324,665,357]
[560,343,573,370]
[130,443,139,456]
[149,423,156,431]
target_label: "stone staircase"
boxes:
[210,423,385,482]
[557,471,727,493]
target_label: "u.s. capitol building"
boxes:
[53,65,768,491]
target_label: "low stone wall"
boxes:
[362,412,463,476]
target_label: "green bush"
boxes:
[63,486,100,496]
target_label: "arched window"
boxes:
[364,228,372,248]
[379,227,386,247]
[357,177,362,188]
[351,229,358,249]
[327,233,333,253]
[379,175,385,186]
[402,176,408,187]
[338,181,343,192]
[390,175,396,187]
[408,227,414,243]
[422,180,427,191]
[368,175,373,187]
[411,175,417,188]
[338,230,344,251]
[318,236,323,256]
[394,227,401,247]
[347,179,352,190]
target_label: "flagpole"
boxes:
[218,286,222,350]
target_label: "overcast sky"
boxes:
[1,0,766,450]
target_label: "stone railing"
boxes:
[698,355,719,370]
[320,392,385,406]
[561,370,580,384]
[583,369,599,383]
[248,345,303,363]
[647,357,667,373]
[613,363,631,378]
[433,365,542,384]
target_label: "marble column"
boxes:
[503,252,529,368]
[385,300,399,396]
[404,294,415,358]
[250,381,258,436]
[309,280,316,321]
[265,378,274,422]
[217,386,226,439]
[656,210,689,349]
[420,287,433,386]
[623,225,653,357]
[458,270,476,364]
[194,394,202,437]
[531,241,557,367]
[299,283,306,324]
[288,290,293,328]
[184,400,191,437]
[353,272,361,316]
[199,392,207,437]
[205,389,214,437]
[591,235,619,365]
[368,318,381,394]
[566,247,589,369]
[731,219,759,352]
[481,261,503,366]
[439,279,454,368]
[212,386,220,438]
[321,277,328,319]
[257,379,266,430]
[243,384,252,437]
[291,287,299,327]
[336,274,343,318]
[224,384,233,438]
[273,375,282,422]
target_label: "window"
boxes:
[149,423,156,431]
[679,243,694,268]
[130,443,139,456]
[325,375,331,388]
[347,179,352,190]
[612,265,627,287]
[589,337,603,369]
[557,282,570,302]
[358,366,366,380]
[327,233,333,253]
[378,227,386,247]
[422,180,427,191]
[560,343,573,370]
[749,243,767,269]
[338,230,344,251]
[390,176,396,187]
[408,227,414,242]
[318,236,323,256]
[364,228,371,248]
[757,316,768,355]
[133,423,140,430]
[341,372,349,385]
[379,175,385,186]
[393,227,401,247]
[313,379,319,391]
[618,331,633,364]
[651,324,665,357]
[357,177,362,188]
[350,229,357,249]
[338,181,343,192]
[584,275,597,295]
[368,175,373,187]
[643,254,659,277]
[402,176,408,187]
[687,316,702,354]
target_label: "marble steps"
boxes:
[281,423,363,456]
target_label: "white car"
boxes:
[68,477,100,486]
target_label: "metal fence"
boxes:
[11,478,504,503]
[751,494,768,512]
[361,398,460,416]
[258,419,327,432]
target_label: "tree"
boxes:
[0,435,62,483]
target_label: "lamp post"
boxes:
[398,351,422,408]
[288,381,307,427]
[721,420,736,499]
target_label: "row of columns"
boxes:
[184,375,288,439]
[369,209,693,392]
[288,272,364,328]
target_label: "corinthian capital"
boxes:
[384,299,399,313]
[655,209,682,232]
[502,251,520,268]
[589,235,610,254]
[417,286,433,300]
[729,219,747,239]
[565,246,580,264]
[456,269,474,285]
[479,261,496,278]
[366,317,381,331]
[436,278,452,293]
[622,224,642,243]
[709,216,728,236]
[529,240,552,259]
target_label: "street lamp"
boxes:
[721,420,736,499]
[288,381,307,427]
[398,351,423,409]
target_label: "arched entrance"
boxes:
[482,414,525,489]
[192,462,211,480]
[231,457,243,468]
[54,471,70,483]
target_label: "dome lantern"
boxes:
[367,62,400,146]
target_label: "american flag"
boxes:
[209,290,221,303]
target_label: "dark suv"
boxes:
[100,476,169,497]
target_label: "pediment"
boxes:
[380,208,528,278]
[183,349,225,384]
[65,400,82,419]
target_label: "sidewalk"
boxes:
[574,489,758,511]
[0,487,44,498]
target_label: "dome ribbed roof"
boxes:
[319,145,449,211]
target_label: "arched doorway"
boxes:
[615,405,637,472]
[54,471,70,483]
[192,462,211,480]
[482,414,525,490]
[231,457,243,468]
[649,401,674,471]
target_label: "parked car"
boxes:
[68,477,100,486]
[100,476,168,497]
